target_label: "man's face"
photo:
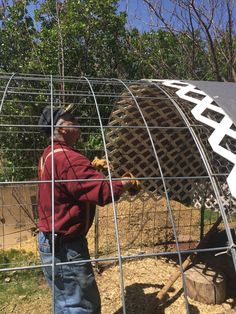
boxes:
[58,119,80,146]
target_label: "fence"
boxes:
[0,73,236,313]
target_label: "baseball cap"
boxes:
[38,105,76,137]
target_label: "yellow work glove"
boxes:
[122,171,141,196]
[91,157,114,171]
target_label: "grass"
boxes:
[0,249,48,309]
[203,209,219,224]
[202,209,236,227]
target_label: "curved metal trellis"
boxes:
[113,78,190,312]
[155,82,236,269]
[0,74,236,313]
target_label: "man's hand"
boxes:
[122,171,141,196]
[91,157,114,171]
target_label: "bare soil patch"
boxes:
[2,256,235,314]
[2,195,235,313]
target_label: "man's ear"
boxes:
[58,127,66,134]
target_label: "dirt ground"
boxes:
[96,258,236,314]
[1,195,236,313]
[88,194,203,258]
[2,254,236,314]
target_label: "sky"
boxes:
[4,0,236,34]
[118,0,152,32]
[25,0,152,32]
[118,0,180,32]
[118,0,236,33]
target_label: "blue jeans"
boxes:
[38,232,101,314]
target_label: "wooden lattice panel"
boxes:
[106,82,234,210]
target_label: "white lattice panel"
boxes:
[106,82,236,211]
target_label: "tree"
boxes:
[0,0,38,73]
[123,28,208,80]
[33,0,129,77]
[142,0,236,81]
[0,0,133,180]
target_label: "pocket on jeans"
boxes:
[39,242,51,255]
[66,238,89,262]
[38,232,51,255]
[39,242,52,271]
[67,250,82,262]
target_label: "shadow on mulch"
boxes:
[113,284,200,314]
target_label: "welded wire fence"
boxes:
[0,73,236,313]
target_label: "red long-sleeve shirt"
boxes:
[37,141,123,237]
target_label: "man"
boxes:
[37,105,139,314]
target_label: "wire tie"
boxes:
[215,243,236,256]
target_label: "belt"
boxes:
[43,232,65,250]
[42,232,86,252]
[43,232,79,243]
[44,232,63,240]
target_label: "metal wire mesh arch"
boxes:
[112,78,190,311]
[81,76,127,312]
[154,82,236,267]
[0,73,236,313]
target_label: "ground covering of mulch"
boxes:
[1,195,236,313]
[96,257,236,314]
[88,194,203,257]
[2,255,236,314]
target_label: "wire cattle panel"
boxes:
[0,74,236,314]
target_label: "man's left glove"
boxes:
[122,171,141,196]
[91,157,114,171]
